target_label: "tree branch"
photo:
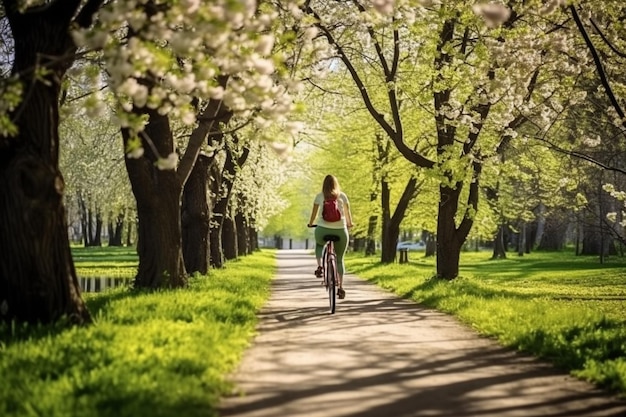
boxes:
[570,5,626,128]
[177,75,229,187]
[590,17,626,59]
[537,136,626,176]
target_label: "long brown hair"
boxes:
[322,175,340,200]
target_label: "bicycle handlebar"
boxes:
[308,223,353,228]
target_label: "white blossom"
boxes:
[254,116,272,129]
[126,146,145,159]
[84,98,107,119]
[285,121,304,136]
[253,57,275,75]
[603,183,626,201]
[208,86,225,100]
[255,35,275,56]
[372,0,395,15]
[181,0,200,14]
[417,0,438,6]
[472,3,511,28]
[304,27,319,41]
[179,106,196,126]
[541,0,566,16]
[582,135,601,148]
[157,153,178,170]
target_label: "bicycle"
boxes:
[309,225,339,314]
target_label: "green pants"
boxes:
[315,226,348,276]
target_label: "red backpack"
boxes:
[322,198,342,222]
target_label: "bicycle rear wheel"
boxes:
[326,255,336,314]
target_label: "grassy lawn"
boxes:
[72,245,139,279]
[345,249,626,397]
[0,247,275,417]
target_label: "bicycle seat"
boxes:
[323,235,340,242]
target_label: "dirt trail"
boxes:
[219,249,626,416]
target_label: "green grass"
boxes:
[73,246,138,279]
[0,248,275,417]
[345,250,626,396]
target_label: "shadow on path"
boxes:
[219,250,626,417]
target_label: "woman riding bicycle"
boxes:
[307,174,353,299]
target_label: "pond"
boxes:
[79,277,131,293]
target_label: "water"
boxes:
[79,277,130,293]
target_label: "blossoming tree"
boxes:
[0,0,299,323]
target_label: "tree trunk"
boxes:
[366,143,380,257]
[78,192,89,246]
[209,161,226,268]
[182,154,211,275]
[107,222,114,246]
[235,208,249,256]
[122,109,187,289]
[436,185,465,278]
[234,192,250,256]
[537,209,569,251]
[222,214,237,260]
[423,231,436,257]
[249,226,259,252]
[492,223,507,259]
[246,211,259,252]
[0,2,91,325]
[126,219,133,247]
[365,215,378,256]
[533,202,546,247]
[581,224,616,256]
[87,207,95,246]
[116,214,124,246]
[92,211,102,246]
[108,212,124,246]
[517,222,526,257]
[380,178,396,263]
[434,157,482,279]
[380,176,418,263]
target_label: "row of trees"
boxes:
[265,0,626,270]
[0,0,303,325]
[2,0,626,326]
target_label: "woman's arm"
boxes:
[307,203,319,227]
[345,202,353,228]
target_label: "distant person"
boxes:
[307,174,353,299]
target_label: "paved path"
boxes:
[219,250,626,416]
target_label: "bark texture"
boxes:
[182,154,211,275]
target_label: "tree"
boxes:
[78,0,298,288]
[60,87,134,248]
[0,0,103,324]
[297,1,536,278]
[208,130,249,268]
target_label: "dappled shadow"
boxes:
[219,250,626,417]
[392,275,626,305]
